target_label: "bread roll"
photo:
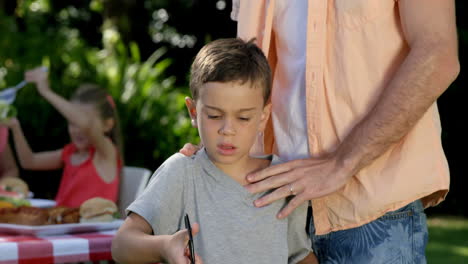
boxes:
[79,197,117,223]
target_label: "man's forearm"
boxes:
[336,42,459,177]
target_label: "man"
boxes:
[231,0,459,262]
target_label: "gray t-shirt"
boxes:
[127,149,311,264]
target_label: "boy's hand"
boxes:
[24,67,50,94]
[163,223,203,264]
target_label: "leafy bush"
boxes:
[93,35,199,168]
[0,4,198,198]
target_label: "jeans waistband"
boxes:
[309,199,424,237]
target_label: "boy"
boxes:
[112,38,316,264]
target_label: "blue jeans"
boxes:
[309,200,428,264]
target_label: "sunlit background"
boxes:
[0,1,466,263]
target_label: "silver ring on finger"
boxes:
[289,183,295,196]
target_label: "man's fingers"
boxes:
[277,193,307,219]
[251,182,299,207]
[245,170,293,195]
[179,143,198,156]
[246,162,294,183]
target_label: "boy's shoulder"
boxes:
[157,151,206,175]
[152,150,207,183]
[147,153,197,187]
[161,152,196,170]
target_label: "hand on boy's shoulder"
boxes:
[179,143,201,157]
[171,151,197,162]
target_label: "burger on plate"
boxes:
[79,197,118,223]
[0,187,30,208]
[0,177,30,198]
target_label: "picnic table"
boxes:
[0,230,116,264]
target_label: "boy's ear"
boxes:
[185,97,198,128]
[258,102,272,132]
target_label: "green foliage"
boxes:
[0,2,198,178]
[92,35,199,167]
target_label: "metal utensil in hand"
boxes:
[0,66,48,104]
[0,80,28,104]
[184,214,195,264]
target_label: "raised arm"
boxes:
[24,68,116,164]
[5,118,62,170]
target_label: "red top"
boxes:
[55,143,121,207]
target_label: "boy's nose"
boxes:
[218,120,236,136]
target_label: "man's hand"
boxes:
[179,143,202,157]
[245,153,353,219]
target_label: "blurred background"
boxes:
[0,1,466,262]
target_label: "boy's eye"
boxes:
[207,115,221,119]
[239,117,251,121]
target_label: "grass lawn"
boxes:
[427,216,468,264]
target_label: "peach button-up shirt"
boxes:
[233,0,449,235]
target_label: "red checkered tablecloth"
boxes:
[0,230,116,264]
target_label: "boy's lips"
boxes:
[217,143,237,155]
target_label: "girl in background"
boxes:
[4,67,123,207]
[0,127,19,179]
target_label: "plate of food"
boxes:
[27,198,57,208]
[0,219,124,236]
[0,197,123,236]
[0,219,123,236]
[0,178,55,208]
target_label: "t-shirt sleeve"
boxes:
[287,201,313,263]
[126,153,189,235]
